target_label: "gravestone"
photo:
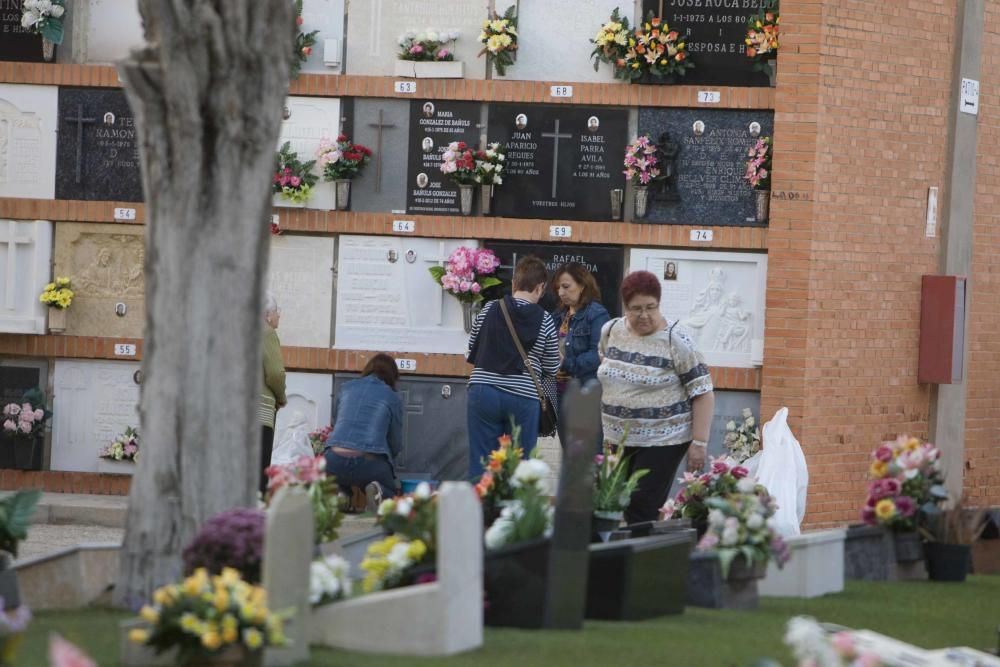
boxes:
[641,0,771,87]
[512,0,627,83]
[55,88,143,202]
[488,104,628,221]
[273,372,333,459]
[0,360,47,411]
[334,373,467,482]
[348,99,410,213]
[0,84,58,200]
[50,359,140,473]
[299,0,346,75]
[334,235,477,355]
[53,223,145,338]
[406,100,481,215]
[0,0,47,62]
[483,241,625,316]
[267,234,334,348]
[77,0,144,64]
[629,247,767,368]
[0,220,52,334]
[344,0,487,79]
[262,486,313,667]
[637,108,774,226]
[278,96,342,211]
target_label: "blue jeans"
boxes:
[467,384,540,479]
[323,449,396,496]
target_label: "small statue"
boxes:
[654,131,681,202]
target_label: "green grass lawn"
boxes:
[21,577,1000,666]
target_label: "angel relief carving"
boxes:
[680,268,753,354]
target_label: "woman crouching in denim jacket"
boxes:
[324,353,402,512]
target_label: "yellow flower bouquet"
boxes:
[359,535,429,593]
[38,277,74,309]
[128,567,288,664]
[477,6,518,76]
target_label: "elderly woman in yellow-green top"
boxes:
[260,292,287,494]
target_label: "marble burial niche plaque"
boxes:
[0,0,48,62]
[406,99,481,215]
[267,234,335,348]
[0,219,53,334]
[278,96,342,211]
[349,98,410,213]
[0,359,47,409]
[0,83,59,200]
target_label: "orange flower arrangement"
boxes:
[619,14,694,82]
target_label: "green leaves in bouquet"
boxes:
[0,490,42,558]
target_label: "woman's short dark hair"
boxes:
[621,270,661,306]
[512,256,548,293]
[552,262,601,310]
[362,353,399,390]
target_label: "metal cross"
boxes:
[64,104,96,184]
[540,119,573,199]
[367,108,396,193]
[0,221,34,311]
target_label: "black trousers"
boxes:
[260,425,275,495]
[623,442,691,525]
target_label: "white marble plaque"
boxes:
[0,84,58,200]
[334,235,477,354]
[273,371,333,457]
[345,0,488,78]
[279,96,341,211]
[267,234,335,348]
[51,359,141,473]
[512,0,626,83]
[629,248,767,368]
[0,220,52,334]
[301,0,346,74]
[80,0,145,64]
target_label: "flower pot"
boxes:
[765,59,777,87]
[610,188,623,220]
[687,551,764,610]
[755,189,770,224]
[97,458,136,475]
[592,511,623,543]
[461,301,481,334]
[42,38,55,62]
[12,438,42,471]
[47,306,67,334]
[334,179,352,210]
[271,193,305,208]
[481,184,494,215]
[0,445,13,470]
[633,186,650,219]
[484,536,551,628]
[844,524,896,581]
[925,542,971,582]
[393,60,464,79]
[0,554,21,610]
[458,184,475,216]
[183,646,263,667]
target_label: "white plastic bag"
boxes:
[271,411,314,466]
[755,407,808,537]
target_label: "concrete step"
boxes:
[30,492,129,529]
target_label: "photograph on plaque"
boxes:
[405,100,481,215]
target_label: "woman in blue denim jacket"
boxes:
[324,353,402,510]
[552,263,611,401]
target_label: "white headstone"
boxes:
[0,220,52,334]
[334,235,477,354]
[344,0,488,78]
[51,359,140,473]
[262,486,314,666]
[300,0,347,74]
[267,234,335,348]
[512,0,627,83]
[273,372,333,457]
[279,96,341,211]
[80,0,145,64]
[629,248,768,368]
[0,84,58,200]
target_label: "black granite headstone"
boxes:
[641,0,770,87]
[405,100,480,215]
[637,108,774,226]
[488,104,628,221]
[56,88,143,202]
[0,0,48,63]
[484,241,624,317]
[0,366,42,408]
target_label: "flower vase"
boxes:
[755,189,770,224]
[925,542,971,582]
[481,184,494,215]
[334,179,352,211]
[12,437,41,471]
[592,511,623,542]
[459,184,475,216]
[272,193,305,209]
[97,458,136,475]
[633,186,650,219]
[183,646,263,667]
[42,38,55,62]
[48,307,66,334]
[610,189,623,220]
[461,301,481,334]
[765,60,777,87]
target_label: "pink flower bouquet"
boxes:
[861,435,946,530]
[623,135,661,186]
[98,426,140,462]
[265,454,342,544]
[440,141,478,185]
[428,246,502,304]
[744,136,772,190]
[661,456,769,526]
[1,389,49,440]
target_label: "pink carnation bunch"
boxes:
[744,136,772,190]
[623,134,661,185]
[429,247,501,303]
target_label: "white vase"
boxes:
[42,38,55,62]
[458,184,475,216]
[272,193,305,208]
[334,180,352,210]
[97,458,136,475]
[481,184,494,215]
[393,60,464,79]
[48,306,66,334]
[755,190,771,224]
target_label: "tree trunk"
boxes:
[114,0,294,607]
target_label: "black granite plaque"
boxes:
[56,88,143,202]
[484,241,624,317]
[641,0,770,86]
[637,108,773,226]
[488,104,628,221]
[0,365,42,407]
[0,0,48,63]
[405,100,480,215]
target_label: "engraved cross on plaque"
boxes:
[64,104,96,185]
[0,221,33,311]
[420,241,451,325]
[367,108,396,193]
[540,120,572,199]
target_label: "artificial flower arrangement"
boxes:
[427,246,502,304]
[269,218,281,236]
[307,424,332,456]
[127,567,288,661]
[593,444,648,518]
[439,141,478,185]
[661,457,770,527]
[1,389,49,440]
[309,553,352,606]
[785,616,884,667]
[860,435,946,531]
[697,490,790,577]
[273,141,318,205]
[744,136,772,190]
[619,14,693,82]
[590,9,632,73]
[359,534,429,593]
[724,407,761,464]
[483,477,553,550]
[39,277,74,309]
[98,426,140,463]
[265,454,343,544]
[316,135,373,182]
[182,508,265,584]
[474,430,525,514]
[377,481,438,551]
[474,143,506,186]
[623,135,662,186]
[291,0,318,79]
[478,6,518,76]
[745,2,780,72]
[20,0,66,45]
[398,28,460,61]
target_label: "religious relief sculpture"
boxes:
[653,131,680,202]
[73,235,145,298]
[680,268,753,354]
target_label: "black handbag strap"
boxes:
[498,299,548,411]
